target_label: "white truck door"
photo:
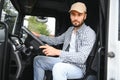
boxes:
[107,0,120,80]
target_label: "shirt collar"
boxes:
[72,23,86,34]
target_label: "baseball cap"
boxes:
[69,2,87,13]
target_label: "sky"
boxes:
[46,17,55,35]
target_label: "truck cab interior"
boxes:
[0,0,109,80]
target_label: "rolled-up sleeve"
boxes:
[39,32,65,45]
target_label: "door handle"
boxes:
[108,52,115,58]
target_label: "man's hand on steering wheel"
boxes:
[32,31,41,38]
[40,44,61,56]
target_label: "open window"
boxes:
[23,16,56,36]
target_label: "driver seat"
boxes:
[68,25,100,80]
[46,28,99,80]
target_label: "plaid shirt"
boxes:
[39,23,96,74]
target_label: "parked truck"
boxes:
[0,0,120,80]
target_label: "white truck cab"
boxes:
[107,0,120,80]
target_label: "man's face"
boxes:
[70,11,87,27]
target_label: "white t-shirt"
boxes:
[69,31,76,52]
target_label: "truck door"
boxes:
[106,0,120,80]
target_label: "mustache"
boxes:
[73,20,79,23]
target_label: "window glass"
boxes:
[24,16,56,36]
[1,0,18,33]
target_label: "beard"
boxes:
[72,20,84,27]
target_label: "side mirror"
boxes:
[36,16,48,23]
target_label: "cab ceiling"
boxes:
[10,0,76,16]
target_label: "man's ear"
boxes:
[84,13,87,20]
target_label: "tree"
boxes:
[27,16,50,36]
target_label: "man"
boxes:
[33,2,96,80]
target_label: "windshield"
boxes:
[1,0,18,34]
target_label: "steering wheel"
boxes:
[21,26,46,56]
[21,26,44,46]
